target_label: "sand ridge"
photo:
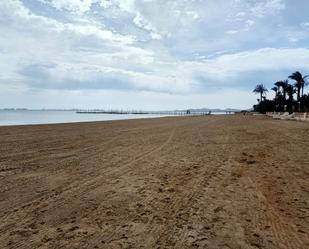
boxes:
[0,115,308,248]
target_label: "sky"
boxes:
[0,0,309,110]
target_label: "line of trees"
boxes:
[253,71,309,113]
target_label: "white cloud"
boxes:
[301,22,309,29]
[204,48,309,73]
[40,0,95,14]
[98,0,113,8]
[186,11,199,20]
[235,12,246,17]
[133,12,163,40]
[64,23,136,44]
[226,30,239,35]
[287,35,299,43]
[0,87,255,110]
[1,0,309,109]
[250,0,285,18]
[246,20,255,27]
[0,1,136,44]
[115,0,201,40]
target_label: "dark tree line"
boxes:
[253,71,309,113]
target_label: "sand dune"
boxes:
[0,115,308,249]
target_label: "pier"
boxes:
[76,110,213,116]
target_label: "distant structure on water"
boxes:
[76,109,214,116]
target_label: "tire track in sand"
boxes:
[247,177,309,249]
[135,123,228,248]
[1,128,176,249]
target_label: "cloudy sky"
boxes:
[1,0,309,110]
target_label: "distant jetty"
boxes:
[76,110,214,116]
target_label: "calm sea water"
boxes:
[0,110,169,126]
[0,110,231,126]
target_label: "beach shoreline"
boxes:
[0,115,308,248]
[0,110,175,127]
[0,114,171,128]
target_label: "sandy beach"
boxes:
[0,115,308,249]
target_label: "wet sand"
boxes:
[0,115,308,249]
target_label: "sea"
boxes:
[0,110,170,126]
[0,110,230,126]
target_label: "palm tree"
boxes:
[253,84,268,104]
[282,80,289,100]
[288,71,306,101]
[275,80,289,100]
[304,75,309,95]
[275,81,283,91]
[271,86,279,111]
[271,86,278,95]
[286,84,295,112]
[286,84,295,101]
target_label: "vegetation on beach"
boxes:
[253,71,309,113]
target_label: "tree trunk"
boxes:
[301,85,304,98]
[283,90,286,102]
[260,92,263,113]
[260,93,262,102]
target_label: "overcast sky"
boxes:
[1,0,309,110]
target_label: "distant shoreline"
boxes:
[0,112,169,127]
[0,110,233,127]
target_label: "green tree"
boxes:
[253,84,268,102]
[253,84,268,113]
[276,80,289,111]
[275,80,288,100]
[286,84,295,102]
[271,86,278,95]
[286,84,295,112]
[288,71,306,101]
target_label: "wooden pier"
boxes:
[76,110,213,116]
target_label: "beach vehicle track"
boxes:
[0,127,176,248]
[156,126,232,248]
[1,116,308,249]
[246,176,309,249]
[103,121,231,247]
[0,122,173,209]
[0,130,137,216]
